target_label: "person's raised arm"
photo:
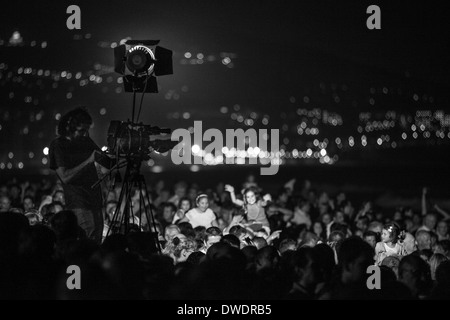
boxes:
[266,230,281,245]
[354,201,371,221]
[434,204,450,220]
[55,150,96,184]
[225,184,244,207]
[276,206,293,216]
[20,180,30,203]
[422,187,428,216]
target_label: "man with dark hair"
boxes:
[49,107,103,243]
[221,234,240,248]
[286,247,320,299]
[363,230,378,249]
[204,226,223,250]
[332,236,378,299]
[159,202,177,228]
[398,254,432,298]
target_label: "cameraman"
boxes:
[49,107,103,243]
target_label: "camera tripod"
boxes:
[105,155,162,253]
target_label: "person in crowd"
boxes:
[363,230,378,249]
[415,230,432,251]
[225,184,270,234]
[180,194,218,228]
[429,260,450,299]
[0,195,12,213]
[418,213,438,233]
[433,239,450,258]
[332,236,377,299]
[203,226,223,252]
[278,238,297,254]
[436,220,449,241]
[22,196,36,212]
[429,253,448,282]
[286,247,320,299]
[167,181,188,207]
[158,202,177,230]
[52,190,66,207]
[310,220,327,242]
[380,255,401,279]
[172,197,192,224]
[163,224,182,243]
[398,254,432,299]
[374,222,406,265]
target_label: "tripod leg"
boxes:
[122,176,136,234]
[136,180,145,231]
[106,162,132,237]
[139,175,162,253]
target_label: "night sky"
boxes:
[1,1,450,187]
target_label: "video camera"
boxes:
[107,120,178,160]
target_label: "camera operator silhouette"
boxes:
[49,107,104,243]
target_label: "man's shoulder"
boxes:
[50,136,69,148]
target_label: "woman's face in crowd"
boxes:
[437,221,448,235]
[313,222,323,236]
[180,200,191,212]
[381,229,392,243]
[334,211,345,224]
[344,202,354,216]
[321,213,331,225]
[245,191,257,205]
[197,198,209,212]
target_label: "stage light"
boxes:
[114,40,173,93]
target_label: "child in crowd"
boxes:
[225,184,271,235]
[172,197,192,224]
[374,222,406,265]
[180,194,218,228]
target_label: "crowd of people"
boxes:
[1,173,450,300]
